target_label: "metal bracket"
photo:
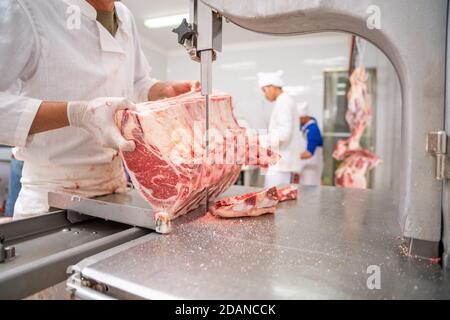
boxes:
[172,1,221,64]
[0,234,15,263]
[426,131,450,180]
[67,271,115,300]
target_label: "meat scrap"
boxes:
[333,67,382,188]
[116,91,280,233]
[335,150,382,189]
[277,185,298,201]
[210,185,298,219]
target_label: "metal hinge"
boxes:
[426,131,450,180]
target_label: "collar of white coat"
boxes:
[302,119,316,133]
[274,92,291,109]
[63,0,129,55]
[276,92,289,102]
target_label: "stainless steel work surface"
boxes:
[74,186,450,299]
[0,212,149,300]
[48,191,155,230]
[1,220,127,269]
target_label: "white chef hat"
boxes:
[297,102,310,117]
[257,70,285,88]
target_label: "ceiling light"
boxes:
[144,14,189,29]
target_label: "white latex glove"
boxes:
[67,97,136,152]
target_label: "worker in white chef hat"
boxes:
[298,102,324,186]
[257,70,300,188]
[0,0,198,220]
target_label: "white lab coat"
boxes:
[0,0,158,219]
[267,93,302,170]
[264,170,292,188]
[300,147,324,186]
[299,120,324,186]
[263,92,302,187]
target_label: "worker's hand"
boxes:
[0,217,13,224]
[149,80,200,100]
[300,151,313,160]
[67,98,136,152]
[292,173,301,184]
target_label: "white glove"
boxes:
[67,97,136,152]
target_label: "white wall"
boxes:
[141,32,402,192]
[363,41,402,193]
[141,39,168,81]
[167,33,351,131]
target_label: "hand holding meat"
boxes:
[67,98,136,152]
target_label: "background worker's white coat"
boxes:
[263,92,302,187]
[299,102,324,186]
[257,71,302,188]
[267,93,302,172]
[0,0,158,219]
[300,148,323,186]
[264,169,292,188]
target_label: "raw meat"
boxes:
[335,150,382,189]
[210,187,279,218]
[332,66,381,188]
[276,185,299,201]
[344,67,373,151]
[333,67,373,160]
[116,90,280,232]
[210,185,298,218]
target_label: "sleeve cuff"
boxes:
[14,98,42,147]
[135,77,159,103]
[307,145,317,155]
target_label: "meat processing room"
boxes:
[1,0,450,303]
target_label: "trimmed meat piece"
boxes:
[210,185,298,218]
[276,185,299,201]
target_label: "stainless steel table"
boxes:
[67,186,450,299]
[0,211,149,299]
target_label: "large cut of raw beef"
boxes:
[210,185,298,218]
[333,66,382,188]
[116,90,280,232]
[334,150,381,189]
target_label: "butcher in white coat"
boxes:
[298,103,324,186]
[258,71,299,188]
[0,0,196,219]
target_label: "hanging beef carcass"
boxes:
[333,66,381,188]
[333,67,373,160]
[345,67,373,151]
[116,91,280,232]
